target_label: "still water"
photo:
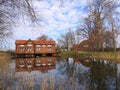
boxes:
[0,56,120,90]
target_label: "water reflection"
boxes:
[89,59,118,90]
[0,56,120,90]
[15,57,56,72]
[56,58,120,90]
[74,58,92,67]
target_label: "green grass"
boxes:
[60,51,120,60]
[90,51,118,60]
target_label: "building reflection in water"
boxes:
[74,58,93,67]
[15,57,56,72]
[67,57,93,67]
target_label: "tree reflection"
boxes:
[65,58,75,77]
[57,57,120,90]
[89,59,117,90]
[115,63,120,90]
[57,57,91,89]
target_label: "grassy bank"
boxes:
[0,51,11,57]
[60,51,120,60]
[89,52,119,60]
[0,52,12,90]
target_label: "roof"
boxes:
[15,39,55,45]
[79,40,89,46]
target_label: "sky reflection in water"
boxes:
[1,57,120,90]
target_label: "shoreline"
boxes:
[0,51,120,60]
[60,51,120,60]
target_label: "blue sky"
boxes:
[10,0,120,49]
[13,0,88,41]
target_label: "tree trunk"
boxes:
[112,24,116,52]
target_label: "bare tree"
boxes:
[75,28,83,44]
[58,33,69,51]
[67,29,76,47]
[0,0,36,50]
[36,34,49,40]
[76,16,94,39]
[78,0,120,51]
[103,30,114,49]
[105,0,120,52]
[57,29,76,51]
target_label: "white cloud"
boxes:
[13,0,87,42]
[9,0,120,49]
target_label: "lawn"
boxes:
[60,51,120,60]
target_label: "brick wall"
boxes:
[15,40,56,54]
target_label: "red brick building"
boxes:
[73,40,90,51]
[15,39,56,55]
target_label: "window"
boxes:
[19,61,25,67]
[27,44,32,51]
[20,47,25,52]
[48,47,51,51]
[36,60,41,64]
[19,61,24,65]
[48,60,52,65]
[28,61,32,65]
[27,46,32,51]
[36,45,41,51]
[48,60,52,63]
[35,60,41,66]
[19,45,25,52]
[36,47,40,51]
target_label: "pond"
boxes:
[0,56,120,90]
